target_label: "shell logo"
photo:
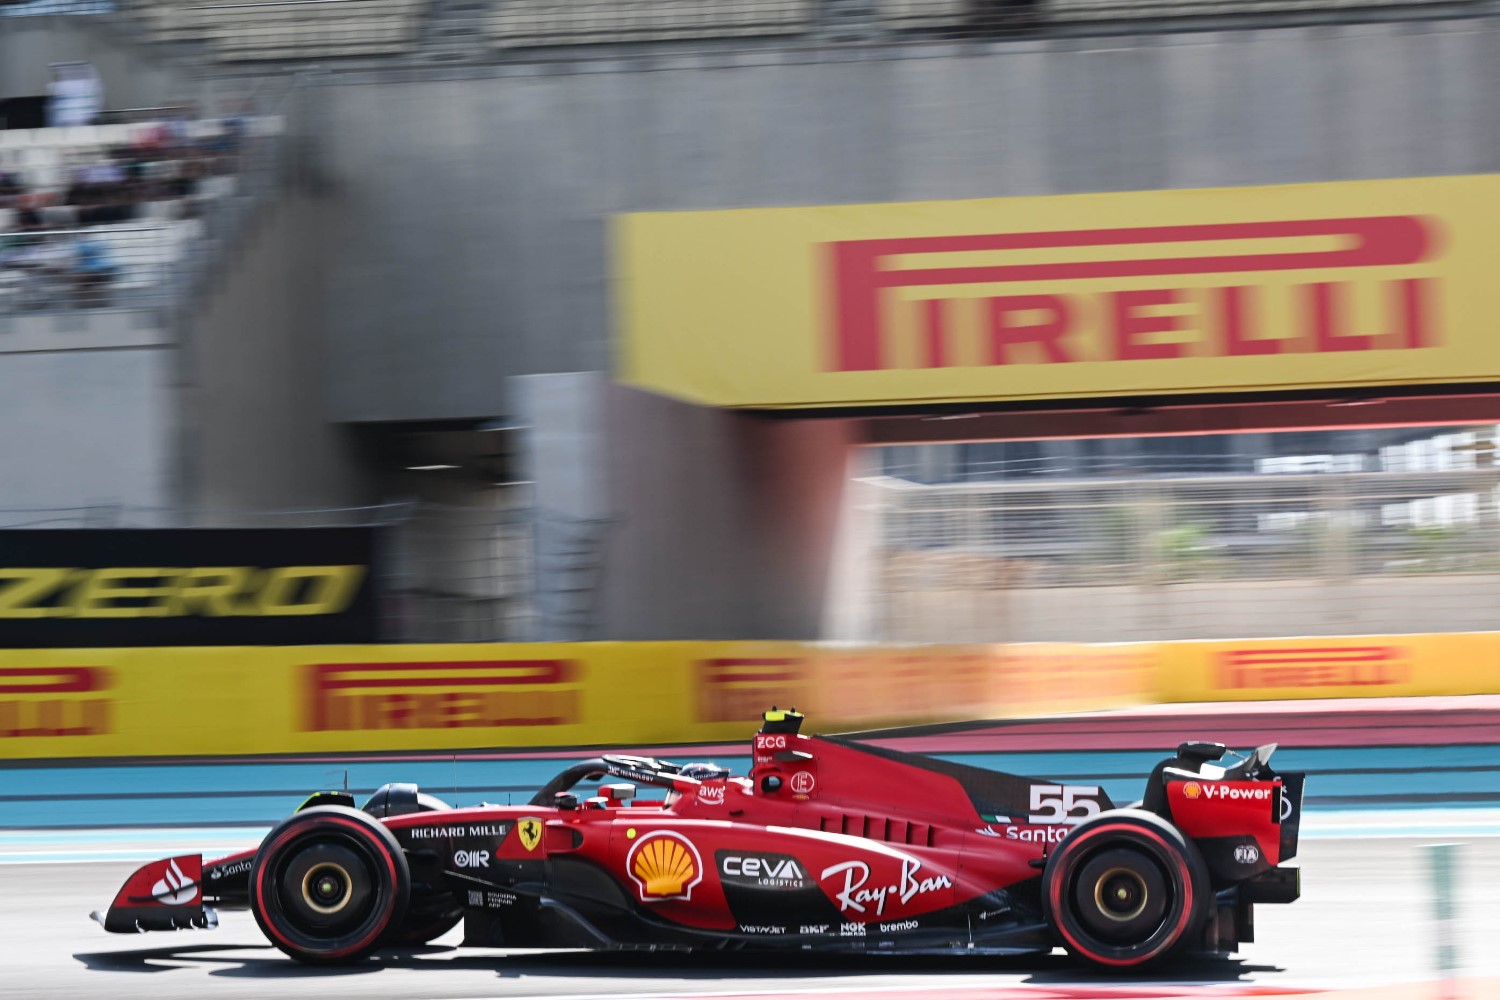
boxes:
[1183,782,1202,799]
[627,832,702,902]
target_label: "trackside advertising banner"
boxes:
[2,634,1498,760]
[0,528,382,647]
[617,174,1500,408]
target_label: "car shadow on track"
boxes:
[73,942,1283,985]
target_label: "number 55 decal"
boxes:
[1028,784,1102,825]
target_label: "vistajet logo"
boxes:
[304,660,581,732]
[826,216,1439,372]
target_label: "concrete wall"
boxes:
[313,15,1500,422]
[0,344,174,512]
[0,15,193,114]
[597,386,857,639]
[181,194,375,513]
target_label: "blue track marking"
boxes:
[2,745,1497,832]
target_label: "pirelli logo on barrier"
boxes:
[0,665,111,738]
[304,660,584,733]
[1217,646,1410,690]
[697,658,808,725]
[827,217,1436,372]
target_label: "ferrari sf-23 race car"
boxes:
[93,709,1304,969]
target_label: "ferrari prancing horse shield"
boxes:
[518,816,543,852]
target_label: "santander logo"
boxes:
[150,859,198,905]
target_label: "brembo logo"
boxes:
[0,666,110,738]
[826,217,1439,372]
[0,566,365,619]
[1220,646,1408,689]
[304,660,581,732]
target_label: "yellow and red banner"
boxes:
[2,634,1497,759]
[617,175,1500,408]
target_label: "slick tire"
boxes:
[370,793,463,947]
[1041,809,1209,970]
[250,805,411,964]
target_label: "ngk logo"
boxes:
[304,660,581,732]
[826,216,1438,372]
[0,666,111,738]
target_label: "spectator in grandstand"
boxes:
[71,233,117,305]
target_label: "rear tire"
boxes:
[1042,809,1208,970]
[250,806,410,964]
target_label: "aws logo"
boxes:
[627,832,702,902]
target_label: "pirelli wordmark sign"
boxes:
[616,175,1499,408]
[0,527,381,646]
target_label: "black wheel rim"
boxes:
[268,836,382,943]
[1068,845,1174,948]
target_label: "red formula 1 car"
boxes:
[93,709,1303,969]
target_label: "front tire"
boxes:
[250,806,410,964]
[1041,809,1208,970]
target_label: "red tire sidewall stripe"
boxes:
[1047,822,1196,967]
[252,815,400,959]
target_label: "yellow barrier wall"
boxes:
[2,635,1496,760]
[1155,633,1500,703]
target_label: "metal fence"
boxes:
[859,465,1500,643]
[6,0,1484,53]
[0,84,293,317]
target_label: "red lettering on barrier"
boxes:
[827,216,1439,372]
[304,661,582,732]
[1218,647,1408,689]
[0,666,111,737]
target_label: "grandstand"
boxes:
[0,116,281,311]
[4,0,1485,62]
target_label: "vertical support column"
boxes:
[1427,842,1461,999]
[513,372,611,641]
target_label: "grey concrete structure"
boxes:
[0,14,196,116]
[311,15,1500,423]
